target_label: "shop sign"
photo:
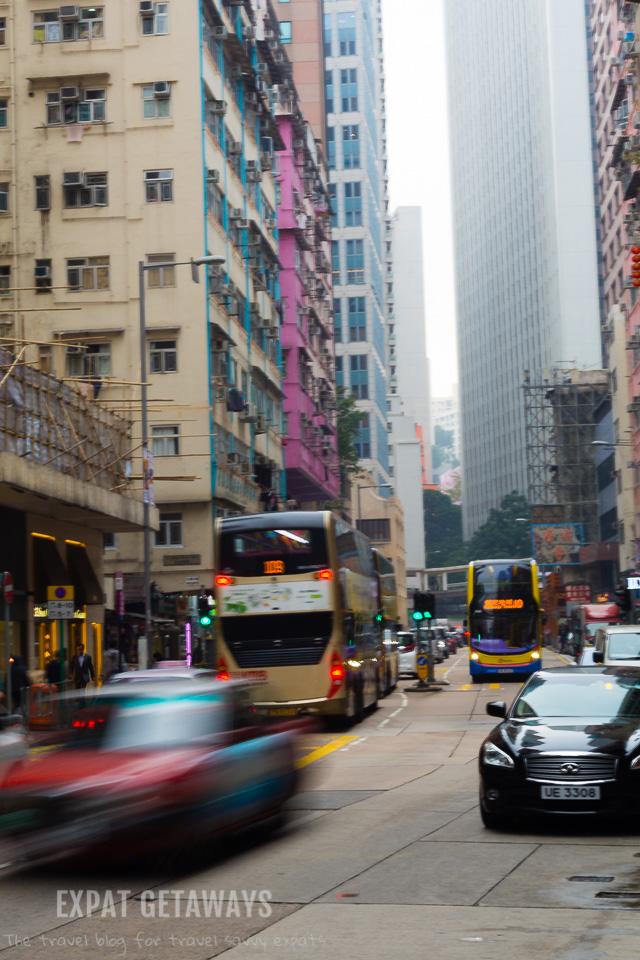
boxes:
[564,583,591,604]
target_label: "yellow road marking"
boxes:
[459,684,472,690]
[489,683,500,689]
[295,735,358,769]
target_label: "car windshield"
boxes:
[514,674,640,720]
[608,634,640,661]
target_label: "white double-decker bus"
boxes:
[213,511,381,722]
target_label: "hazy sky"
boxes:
[380,0,457,399]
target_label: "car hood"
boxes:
[498,718,640,758]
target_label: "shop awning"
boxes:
[32,536,70,603]
[66,542,103,606]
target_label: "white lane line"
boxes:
[389,708,402,718]
[443,655,464,680]
[378,718,390,727]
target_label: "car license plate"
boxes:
[540,785,600,800]
[269,708,297,716]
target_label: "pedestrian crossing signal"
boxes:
[198,593,214,626]
[412,591,436,621]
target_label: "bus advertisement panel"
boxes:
[214,511,382,722]
[467,559,542,682]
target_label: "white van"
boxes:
[593,625,640,665]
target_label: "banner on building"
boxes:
[564,583,591,604]
[532,523,583,565]
[142,447,154,505]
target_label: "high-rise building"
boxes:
[3,0,294,655]
[446,0,601,538]
[323,0,391,493]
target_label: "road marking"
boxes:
[489,683,500,689]
[400,691,408,706]
[295,735,358,769]
[389,708,402,718]
[378,718,390,727]
[459,684,472,690]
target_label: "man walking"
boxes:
[69,643,95,690]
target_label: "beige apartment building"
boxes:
[0,0,292,634]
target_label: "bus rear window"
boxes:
[219,527,329,577]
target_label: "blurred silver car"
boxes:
[397,631,443,676]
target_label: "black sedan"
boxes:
[479,667,640,827]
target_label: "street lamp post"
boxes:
[356,482,393,530]
[138,254,225,668]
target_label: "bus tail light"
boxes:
[327,653,344,699]
[216,657,230,681]
[315,569,333,580]
[216,575,235,586]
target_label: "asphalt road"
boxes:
[3,648,640,960]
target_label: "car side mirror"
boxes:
[486,701,507,718]
[593,650,604,663]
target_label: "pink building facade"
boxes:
[276,106,339,503]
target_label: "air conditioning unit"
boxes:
[139,0,154,12]
[59,6,79,19]
[153,81,170,97]
[207,169,220,183]
[221,283,235,297]
[63,171,84,186]
[228,139,242,155]
[247,169,262,182]
[257,62,269,74]
[239,462,253,475]
[625,214,636,223]
[214,26,228,39]
[227,299,239,316]
[246,159,260,171]
[265,325,278,338]
[273,53,286,65]
[261,152,273,170]
[240,403,259,423]
[264,28,276,41]
[229,65,244,79]
[254,415,266,435]
[243,26,256,40]
[66,345,85,355]
[229,208,243,220]
[35,264,51,279]
[267,40,279,52]
[60,86,80,101]
[226,452,239,464]
[267,86,280,103]
[265,218,278,230]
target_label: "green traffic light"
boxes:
[412,611,423,621]
[200,615,212,626]
[424,612,432,619]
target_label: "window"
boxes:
[327,126,336,171]
[103,532,116,550]
[344,181,362,226]
[66,256,109,291]
[0,266,10,296]
[340,68,358,111]
[141,3,169,36]
[46,88,106,125]
[333,298,342,342]
[338,11,356,55]
[147,253,175,287]
[279,21,292,43]
[205,100,223,142]
[150,339,177,373]
[33,8,104,42]
[325,71,334,114]
[0,18,5,45]
[151,425,179,456]
[328,183,338,227]
[35,176,50,210]
[35,259,52,293]
[346,239,364,284]
[64,172,108,207]
[142,84,171,119]
[0,100,7,129]
[154,512,182,547]
[350,354,368,399]
[145,170,173,202]
[348,296,366,340]
[332,240,340,284]
[0,183,9,213]
[67,341,111,378]
[342,124,360,169]
[207,181,223,222]
[323,12,332,57]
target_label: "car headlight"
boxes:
[630,755,640,771]
[482,740,514,768]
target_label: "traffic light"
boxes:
[615,584,632,614]
[198,593,213,626]
[412,591,436,621]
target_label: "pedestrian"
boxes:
[100,639,123,684]
[69,643,95,690]
[559,623,569,654]
[45,650,61,686]
[10,654,31,714]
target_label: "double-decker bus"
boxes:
[214,511,381,722]
[467,559,542,683]
[373,549,399,696]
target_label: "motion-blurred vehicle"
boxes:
[108,667,216,684]
[0,679,298,863]
[479,667,640,827]
[446,633,458,655]
[434,627,449,659]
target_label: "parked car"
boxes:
[0,679,298,864]
[592,625,640,666]
[479,666,640,827]
[397,631,444,677]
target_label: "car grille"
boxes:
[526,755,617,781]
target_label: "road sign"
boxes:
[627,577,640,590]
[185,576,199,585]
[416,654,429,682]
[47,585,74,602]
[2,572,13,604]
[48,600,74,619]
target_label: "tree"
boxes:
[335,387,364,500]
[434,424,454,450]
[467,491,531,559]
[423,489,465,566]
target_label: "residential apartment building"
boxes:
[432,388,460,463]
[1,0,293,652]
[323,0,392,493]
[446,0,601,538]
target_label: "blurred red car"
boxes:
[0,679,299,863]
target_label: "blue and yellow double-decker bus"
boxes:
[468,559,542,683]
